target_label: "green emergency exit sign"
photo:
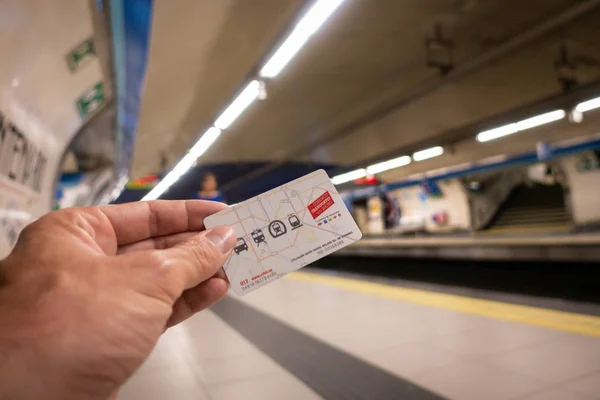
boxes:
[76,82,105,119]
[66,38,95,72]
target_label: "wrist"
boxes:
[0,277,60,399]
[0,324,35,399]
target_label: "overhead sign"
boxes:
[66,38,96,72]
[76,82,105,119]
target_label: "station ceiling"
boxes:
[132,0,600,179]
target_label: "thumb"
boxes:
[159,225,236,296]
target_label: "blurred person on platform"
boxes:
[196,172,225,203]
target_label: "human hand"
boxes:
[0,200,235,400]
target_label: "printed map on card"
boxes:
[204,169,362,295]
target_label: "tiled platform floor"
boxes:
[119,270,600,400]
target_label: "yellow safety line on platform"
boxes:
[288,272,600,337]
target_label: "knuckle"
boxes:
[49,268,76,291]
[149,252,184,301]
[184,236,221,273]
[154,236,169,250]
[147,250,167,268]
[146,202,160,237]
[17,221,37,240]
[15,217,51,246]
[30,267,80,300]
[49,208,79,221]
[37,209,80,232]
[188,239,215,266]
[153,235,225,293]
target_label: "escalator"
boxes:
[484,183,570,234]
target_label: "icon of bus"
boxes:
[234,237,248,254]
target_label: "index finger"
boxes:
[98,200,227,246]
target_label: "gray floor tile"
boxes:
[140,334,193,371]
[180,312,266,361]
[119,273,600,400]
[195,349,286,386]
[428,322,564,358]
[518,387,596,400]
[118,364,210,400]
[212,296,445,400]
[364,342,467,379]
[205,372,322,400]
[410,359,549,400]
[314,323,434,354]
[489,334,600,383]
[560,371,600,399]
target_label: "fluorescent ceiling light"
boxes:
[331,168,366,185]
[142,178,169,201]
[575,96,600,113]
[143,0,348,201]
[190,127,221,157]
[412,146,444,162]
[214,80,260,130]
[142,154,197,201]
[477,110,565,143]
[142,127,222,201]
[172,153,197,177]
[517,110,565,130]
[476,124,519,143]
[259,0,345,78]
[366,155,411,175]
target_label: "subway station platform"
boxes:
[119,269,600,400]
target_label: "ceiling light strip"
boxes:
[412,146,444,162]
[331,168,366,185]
[366,155,411,175]
[575,96,600,113]
[142,127,223,200]
[142,80,257,201]
[214,80,261,129]
[259,0,346,78]
[141,0,348,200]
[476,110,565,143]
[190,127,222,157]
[331,95,600,188]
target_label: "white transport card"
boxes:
[204,169,362,296]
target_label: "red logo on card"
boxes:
[308,192,334,219]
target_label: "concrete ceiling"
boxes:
[132,0,305,177]
[133,0,600,179]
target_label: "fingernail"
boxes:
[205,226,236,254]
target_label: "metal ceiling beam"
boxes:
[220,0,600,194]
